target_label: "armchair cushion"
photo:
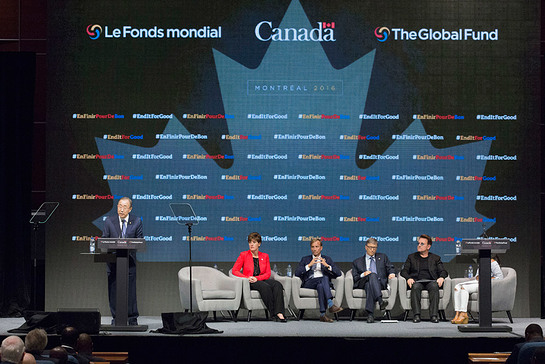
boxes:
[202,290,237,300]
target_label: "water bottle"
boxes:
[455,240,461,255]
[286,264,292,277]
[213,264,218,270]
[273,264,278,274]
[89,237,95,253]
[468,265,474,278]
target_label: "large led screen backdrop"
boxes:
[48,0,540,264]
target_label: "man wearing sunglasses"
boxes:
[400,234,448,323]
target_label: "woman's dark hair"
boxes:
[247,232,262,244]
[492,254,501,265]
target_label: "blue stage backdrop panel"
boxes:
[47,0,540,264]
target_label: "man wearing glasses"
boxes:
[352,238,396,323]
[400,234,448,323]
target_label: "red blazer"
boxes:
[232,250,271,281]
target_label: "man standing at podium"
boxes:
[102,196,143,325]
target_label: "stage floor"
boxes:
[0,315,538,338]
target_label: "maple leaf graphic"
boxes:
[94,0,492,262]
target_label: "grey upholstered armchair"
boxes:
[450,267,517,323]
[228,269,291,321]
[291,271,344,320]
[178,266,242,321]
[398,274,452,321]
[344,269,398,320]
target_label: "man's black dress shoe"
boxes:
[367,315,375,323]
[413,314,421,323]
[430,316,439,323]
[379,300,388,310]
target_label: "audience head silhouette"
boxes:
[0,336,25,364]
[49,346,68,364]
[24,328,48,354]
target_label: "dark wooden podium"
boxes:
[95,237,147,332]
[458,238,512,332]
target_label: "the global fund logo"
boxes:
[375,26,498,41]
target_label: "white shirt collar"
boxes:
[119,214,130,229]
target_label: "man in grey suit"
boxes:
[352,238,396,323]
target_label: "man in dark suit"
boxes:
[60,327,89,364]
[76,333,106,363]
[102,196,143,325]
[295,238,343,322]
[505,323,544,364]
[400,234,448,323]
[352,237,396,323]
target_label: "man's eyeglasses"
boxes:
[366,245,378,250]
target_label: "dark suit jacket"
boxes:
[294,255,341,286]
[102,214,143,239]
[505,338,545,364]
[61,346,90,364]
[352,253,396,289]
[400,252,448,281]
[102,213,143,263]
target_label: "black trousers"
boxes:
[107,257,139,323]
[410,281,440,317]
[250,279,285,316]
[355,273,386,313]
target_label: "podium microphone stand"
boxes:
[169,203,199,312]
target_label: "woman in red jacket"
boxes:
[232,232,287,322]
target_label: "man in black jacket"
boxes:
[60,327,89,364]
[505,323,544,364]
[400,234,448,323]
